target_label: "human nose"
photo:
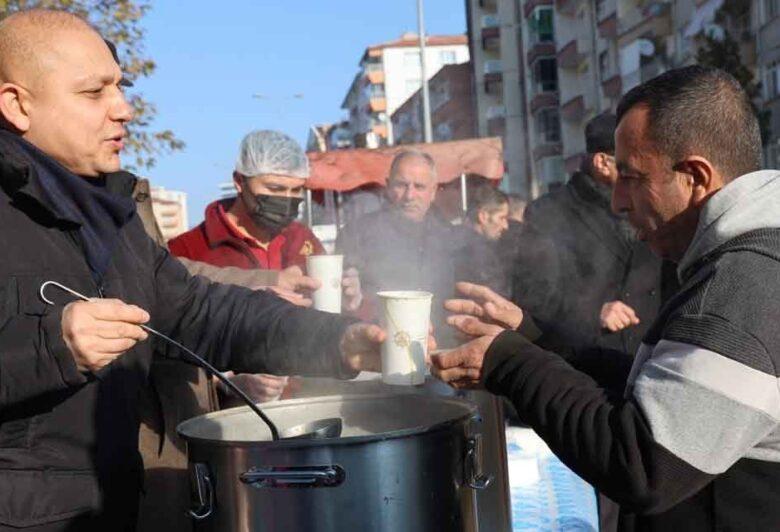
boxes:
[110,89,134,123]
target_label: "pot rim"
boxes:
[176,393,477,448]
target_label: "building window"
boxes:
[405,78,422,93]
[598,50,610,79]
[404,51,421,68]
[528,6,554,44]
[368,84,386,98]
[535,108,561,143]
[766,61,780,99]
[439,50,457,65]
[532,57,558,93]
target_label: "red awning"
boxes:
[306,137,504,192]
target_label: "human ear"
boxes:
[232,172,244,194]
[673,157,717,205]
[0,83,30,133]
[593,152,611,175]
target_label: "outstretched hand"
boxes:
[445,282,523,338]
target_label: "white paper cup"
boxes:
[306,255,343,313]
[377,290,432,386]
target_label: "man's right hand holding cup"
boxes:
[61,299,150,372]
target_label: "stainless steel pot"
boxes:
[178,393,492,532]
[287,375,513,532]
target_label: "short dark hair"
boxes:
[616,66,762,180]
[467,184,507,222]
[585,113,617,155]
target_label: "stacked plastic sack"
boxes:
[506,426,599,531]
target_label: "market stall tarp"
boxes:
[306,137,504,192]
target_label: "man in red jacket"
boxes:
[170,130,362,403]
[170,130,325,270]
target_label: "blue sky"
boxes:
[133,1,466,227]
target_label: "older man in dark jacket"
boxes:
[337,149,458,345]
[0,10,382,531]
[512,114,662,355]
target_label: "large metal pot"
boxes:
[178,393,492,531]
[287,375,513,532]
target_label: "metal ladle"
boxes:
[39,281,342,441]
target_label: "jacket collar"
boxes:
[0,131,136,225]
[202,198,288,249]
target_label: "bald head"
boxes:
[0,10,98,88]
[0,8,132,177]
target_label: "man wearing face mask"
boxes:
[170,130,325,271]
[169,130,363,404]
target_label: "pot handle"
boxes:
[188,463,214,521]
[466,434,493,490]
[240,465,345,488]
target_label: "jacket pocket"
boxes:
[0,469,100,527]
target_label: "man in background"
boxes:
[455,184,510,296]
[337,149,458,345]
[169,130,362,404]
[511,114,662,355]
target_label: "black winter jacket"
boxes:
[0,136,353,529]
[511,172,662,354]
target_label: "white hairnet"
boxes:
[235,130,310,179]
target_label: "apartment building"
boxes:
[340,33,469,148]
[466,0,534,194]
[150,186,188,241]
[391,62,477,144]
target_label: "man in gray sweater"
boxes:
[433,66,780,529]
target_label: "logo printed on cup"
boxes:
[378,290,432,386]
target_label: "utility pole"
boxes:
[416,0,433,142]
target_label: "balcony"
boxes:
[481,15,500,51]
[524,0,554,18]
[556,0,582,17]
[618,1,672,42]
[561,94,587,122]
[533,143,562,162]
[368,97,387,113]
[601,74,622,99]
[530,92,559,113]
[557,39,588,69]
[371,124,388,138]
[365,63,385,84]
[483,59,503,91]
[526,42,556,66]
[598,13,618,39]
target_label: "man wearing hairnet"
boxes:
[169,130,362,404]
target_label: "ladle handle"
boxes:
[39,281,282,441]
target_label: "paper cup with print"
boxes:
[378,290,432,386]
[306,255,343,313]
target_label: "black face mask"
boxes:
[243,191,303,235]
